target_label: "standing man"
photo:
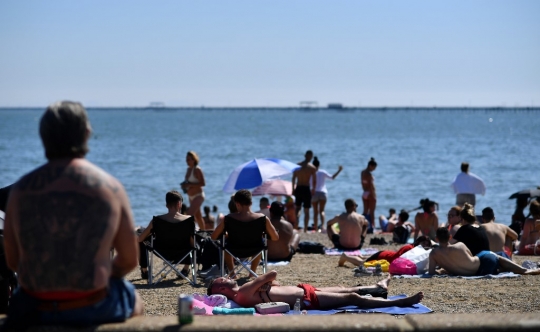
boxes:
[4,101,143,328]
[327,199,368,250]
[450,162,486,207]
[292,150,317,232]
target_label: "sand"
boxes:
[128,232,540,316]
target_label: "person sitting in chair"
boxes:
[326,199,368,250]
[211,190,279,278]
[137,190,195,279]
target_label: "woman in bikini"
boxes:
[360,157,377,231]
[183,151,206,230]
[413,198,439,241]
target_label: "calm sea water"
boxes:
[1,108,539,228]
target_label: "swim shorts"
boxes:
[331,234,363,250]
[294,185,311,208]
[475,251,499,276]
[5,277,137,329]
[311,191,327,203]
[379,217,389,232]
[297,283,320,310]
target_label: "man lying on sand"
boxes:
[208,270,423,310]
[429,227,540,276]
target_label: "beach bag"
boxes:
[255,302,290,314]
[389,257,417,275]
[363,259,390,272]
[400,245,431,274]
[297,241,326,254]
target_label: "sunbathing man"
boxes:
[327,199,368,250]
[208,270,423,310]
[429,227,540,276]
[267,202,300,262]
[480,207,517,258]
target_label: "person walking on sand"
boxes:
[311,156,343,233]
[361,157,377,232]
[429,227,540,276]
[292,150,317,232]
[451,162,486,207]
[208,271,424,310]
[327,199,368,250]
[3,101,143,328]
[183,150,206,230]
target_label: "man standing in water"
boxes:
[451,162,486,207]
[4,101,143,328]
[292,150,317,232]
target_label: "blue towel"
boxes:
[284,295,432,315]
[212,307,255,315]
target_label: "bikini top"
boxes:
[187,166,200,183]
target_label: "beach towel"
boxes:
[393,272,521,279]
[267,261,291,266]
[284,295,432,315]
[192,298,282,316]
[324,247,379,256]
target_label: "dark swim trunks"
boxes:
[331,234,363,250]
[294,185,311,209]
[475,251,499,276]
[297,283,320,309]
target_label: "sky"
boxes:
[0,0,539,107]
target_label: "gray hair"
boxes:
[40,101,91,160]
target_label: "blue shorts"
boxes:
[380,218,389,232]
[475,251,499,276]
[5,277,136,329]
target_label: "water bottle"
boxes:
[293,298,301,314]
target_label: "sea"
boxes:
[1,107,539,228]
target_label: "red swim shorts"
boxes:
[297,284,320,310]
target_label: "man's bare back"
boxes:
[5,158,138,292]
[429,242,480,276]
[328,212,367,249]
[481,222,517,253]
[293,161,317,187]
[268,217,295,260]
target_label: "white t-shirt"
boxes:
[311,170,333,193]
[450,172,486,195]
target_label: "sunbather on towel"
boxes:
[338,236,433,267]
[429,227,540,276]
[207,270,423,310]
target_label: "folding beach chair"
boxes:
[217,216,268,278]
[142,216,198,285]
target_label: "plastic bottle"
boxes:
[293,298,301,314]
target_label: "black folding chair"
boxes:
[142,216,198,285]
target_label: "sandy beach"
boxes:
[129,232,540,316]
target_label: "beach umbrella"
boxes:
[222,158,299,193]
[508,188,540,200]
[252,179,293,196]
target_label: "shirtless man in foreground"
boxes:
[4,101,143,328]
[292,150,317,232]
[267,202,300,262]
[327,199,368,250]
[208,270,423,310]
[480,207,517,257]
[429,227,540,276]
